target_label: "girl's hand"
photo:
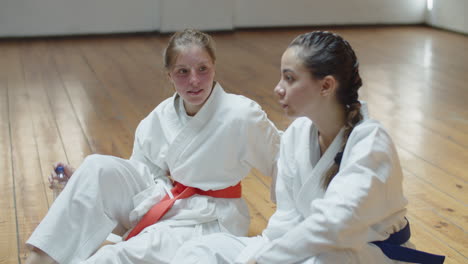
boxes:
[48,162,75,189]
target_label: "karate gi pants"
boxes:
[171,233,413,264]
[26,154,219,264]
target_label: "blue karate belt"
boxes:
[371,221,445,264]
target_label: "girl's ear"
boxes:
[320,75,337,97]
[167,71,176,92]
[167,71,174,83]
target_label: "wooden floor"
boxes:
[0,25,466,263]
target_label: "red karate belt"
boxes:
[125,181,242,241]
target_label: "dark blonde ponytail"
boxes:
[322,102,362,188]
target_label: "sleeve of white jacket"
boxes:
[256,123,401,263]
[261,127,302,241]
[242,102,282,202]
[129,116,166,180]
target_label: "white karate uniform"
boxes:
[172,104,414,264]
[26,83,281,264]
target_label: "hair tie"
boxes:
[334,151,344,166]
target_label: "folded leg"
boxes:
[27,154,154,263]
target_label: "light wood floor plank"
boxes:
[0,42,20,264]
[5,41,50,263]
[404,170,466,230]
[52,40,127,157]
[19,40,71,206]
[408,209,467,258]
[409,215,466,264]
[398,147,466,204]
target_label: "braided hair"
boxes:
[289,31,363,189]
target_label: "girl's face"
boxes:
[168,45,216,116]
[274,47,324,118]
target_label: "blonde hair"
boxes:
[163,29,216,70]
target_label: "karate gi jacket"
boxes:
[256,106,408,263]
[128,83,281,237]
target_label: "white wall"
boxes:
[159,0,233,32]
[234,0,426,27]
[0,0,464,37]
[0,0,159,37]
[160,0,427,32]
[426,0,468,34]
